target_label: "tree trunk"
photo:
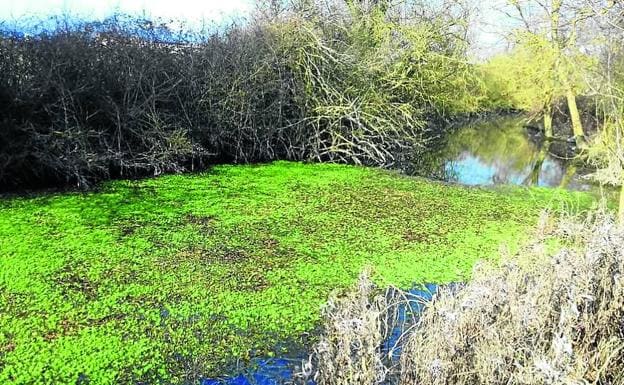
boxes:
[565,87,586,149]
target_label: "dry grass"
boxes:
[308,211,624,385]
[302,269,430,385]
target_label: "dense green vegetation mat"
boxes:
[0,162,597,384]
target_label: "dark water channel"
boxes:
[201,285,440,385]
[202,115,605,385]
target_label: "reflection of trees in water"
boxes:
[559,164,578,189]
[449,118,536,170]
[524,143,549,186]
[524,138,583,187]
[420,116,579,187]
[448,117,544,185]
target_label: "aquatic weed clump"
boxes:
[310,211,624,385]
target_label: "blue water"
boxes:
[424,116,597,190]
[200,358,303,385]
[445,153,568,187]
[201,284,442,385]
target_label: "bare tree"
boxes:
[583,0,624,222]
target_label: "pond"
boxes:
[415,115,596,190]
[200,116,604,385]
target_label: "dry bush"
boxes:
[306,273,388,385]
[310,211,624,385]
[0,0,477,190]
[303,270,432,385]
[0,14,422,189]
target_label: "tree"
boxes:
[501,0,595,147]
[584,0,624,223]
[481,34,560,137]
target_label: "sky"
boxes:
[471,0,519,59]
[0,0,254,27]
[0,0,514,58]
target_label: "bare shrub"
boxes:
[310,211,624,385]
[0,1,477,190]
[307,272,388,385]
[303,270,433,385]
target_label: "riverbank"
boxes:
[0,161,599,384]
[310,211,624,385]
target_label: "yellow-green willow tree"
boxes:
[481,35,559,137]
[500,0,595,146]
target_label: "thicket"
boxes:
[308,211,624,384]
[0,0,479,190]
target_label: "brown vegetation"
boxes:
[0,0,477,190]
[309,211,624,385]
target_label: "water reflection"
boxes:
[422,116,593,190]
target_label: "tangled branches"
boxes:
[0,2,476,190]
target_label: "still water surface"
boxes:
[420,116,594,190]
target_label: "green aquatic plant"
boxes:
[0,162,597,384]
